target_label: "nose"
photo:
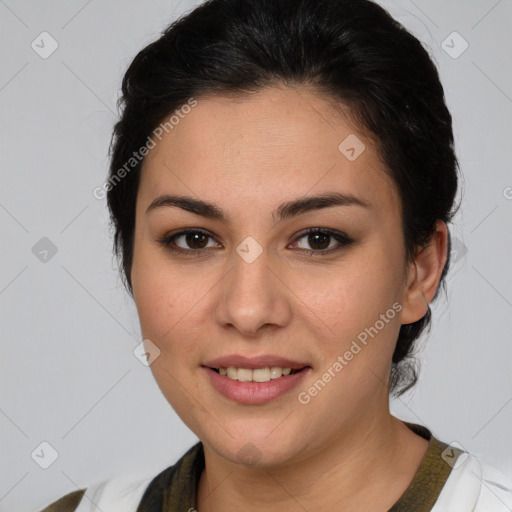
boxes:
[215,246,292,337]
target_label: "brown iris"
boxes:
[307,232,330,250]
[185,232,209,249]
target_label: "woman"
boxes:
[40,0,511,510]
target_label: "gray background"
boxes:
[0,0,511,510]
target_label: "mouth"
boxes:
[202,364,312,405]
[207,366,308,382]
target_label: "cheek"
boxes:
[131,241,180,343]
[131,244,215,364]
[132,257,205,413]
[133,271,190,349]
[292,246,406,384]
[303,248,403,329]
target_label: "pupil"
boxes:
[309,233,329,250]
[186,233,208,249]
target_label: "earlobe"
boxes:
[400,221,449,325]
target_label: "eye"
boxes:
[290,228,354,255]
[157,227,354,257]
[157,229,221,255]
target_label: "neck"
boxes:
[197,411,429,512]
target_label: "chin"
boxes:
[205,430,303,469]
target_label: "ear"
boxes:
[400,221,449,325]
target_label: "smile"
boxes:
[211,366,302,382]
[203,366,311,405]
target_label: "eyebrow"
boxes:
[146,192,371,223]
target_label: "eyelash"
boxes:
[156,227,355,257]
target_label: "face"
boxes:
[131,85,415,467]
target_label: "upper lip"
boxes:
[203,354,311,370]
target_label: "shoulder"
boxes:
[37,443,203,512]
[38,472,155,512]
[432,451,512,511]
[39,489,85,512]
[478,460,512,509]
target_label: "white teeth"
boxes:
[218,366,295,382]
[269,367,282,379]
[253,368,270,382]
[237,368,253,382]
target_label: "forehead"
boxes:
[138,85,399,219]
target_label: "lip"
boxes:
[202,354,310,370]
[203,366,311,405]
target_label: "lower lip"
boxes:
[202,367,311,405]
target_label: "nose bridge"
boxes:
[231,245,270,298]
[216,241,291,334]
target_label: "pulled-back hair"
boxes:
[106,0,459,396]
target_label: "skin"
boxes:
[130,84,448,511]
